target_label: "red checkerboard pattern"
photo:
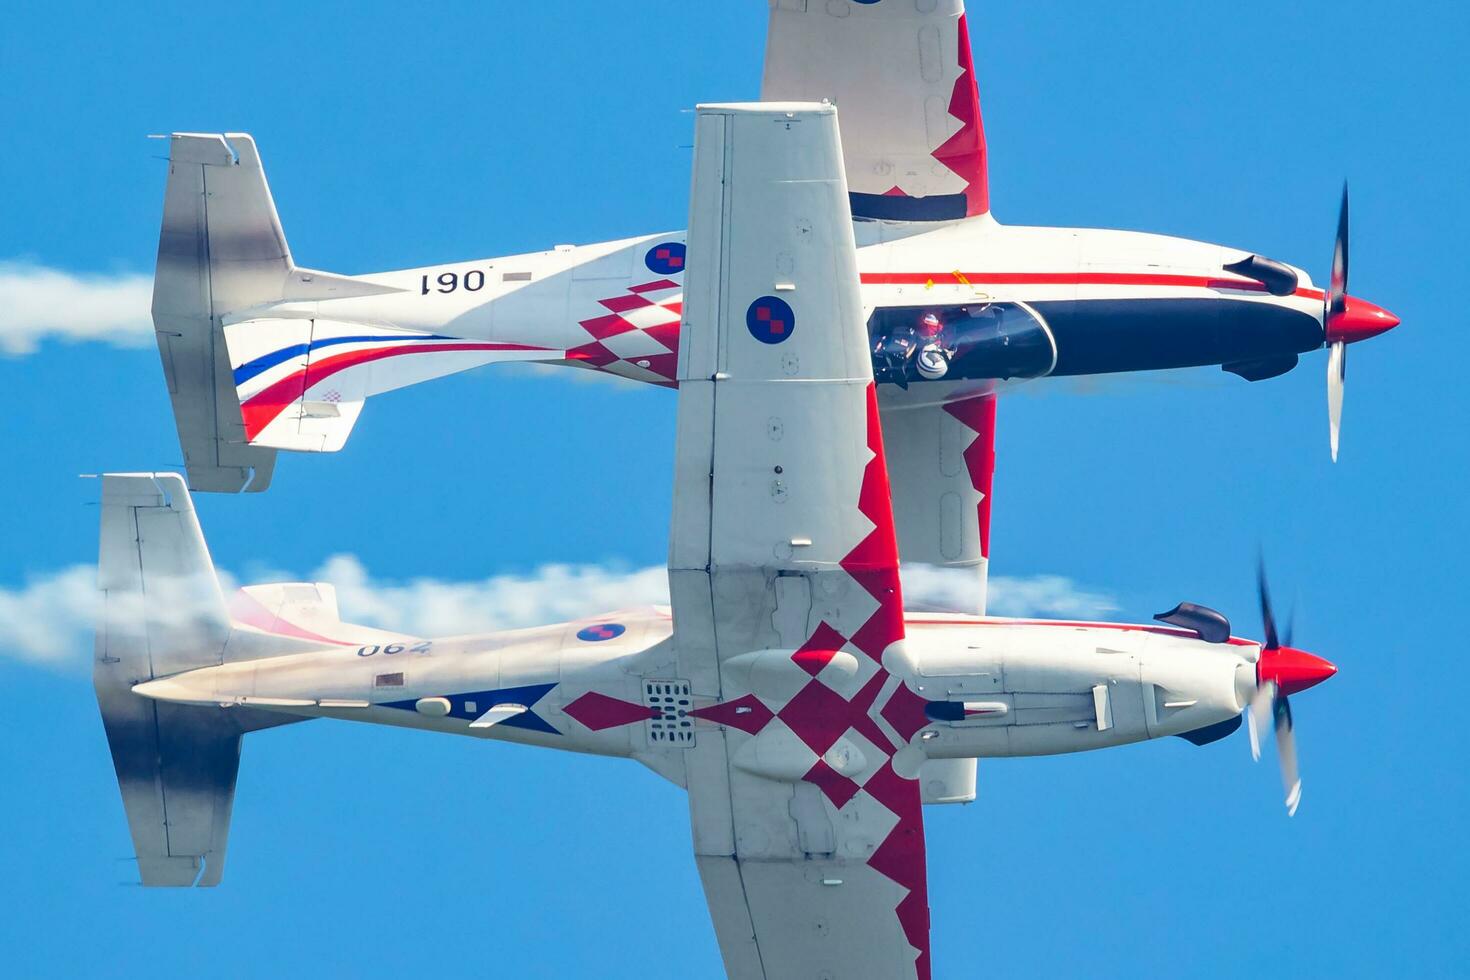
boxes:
[650,245,684,271]
[753,303,788,336]
[567,279,684,387]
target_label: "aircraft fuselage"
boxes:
[135,608,1259,778]
[252,216,1332,406]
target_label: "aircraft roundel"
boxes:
[577,623,626,642]
[746,296,796,345]
[644,242,686,275]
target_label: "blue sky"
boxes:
[2,1,1465,976]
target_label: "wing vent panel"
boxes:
[644,680,696,746]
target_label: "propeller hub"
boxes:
[1326,295,1400,345]
[1257,645,1338,696]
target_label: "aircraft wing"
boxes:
[763,0,988,222]
[883,395,997,611]
[670,103,932,978]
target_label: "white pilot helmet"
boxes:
[915,343,950,380]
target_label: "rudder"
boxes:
[92,473,299,886]
[153,135,286,492]
[151,134,399,491]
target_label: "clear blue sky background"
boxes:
[2,2,1465,976]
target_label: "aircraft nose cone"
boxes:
[1327,295,1400,345]
[1258,645,1338,696]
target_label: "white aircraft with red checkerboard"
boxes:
[149,2,1396,626]
[102,103,1336,979]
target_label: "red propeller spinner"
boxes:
[1257,645,1338,696]
[1326,296,1399,345]
[1248,560,1337,815]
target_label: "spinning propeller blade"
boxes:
[1247,682,1272,762]
[1326,186,1349,462]
[1257,557,1280,651]
[1328,185,1349,320]
[1275,695,1302,817]
[1320,183,1400,460]
[1245,562,1336,815]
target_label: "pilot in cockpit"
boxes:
[912,312,954,380]
[873,311,954,384]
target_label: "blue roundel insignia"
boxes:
[746,296,796,345]
[644,242,686,275]
[854,0,882,4]
[577,623,626,642]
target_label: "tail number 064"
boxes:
[357,641,434,657]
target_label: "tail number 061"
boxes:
[420,269,487,295]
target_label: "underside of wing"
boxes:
[883,395,997,613]
[763,0,988,222]
[670,103,933,979]
[693,765,929,979]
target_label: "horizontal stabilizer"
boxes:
[228,582,410,649]
[224,317,563,451]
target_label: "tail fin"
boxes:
[92,473,311,886]
[151,133,398,491]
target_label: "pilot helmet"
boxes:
[915,344,950,380]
